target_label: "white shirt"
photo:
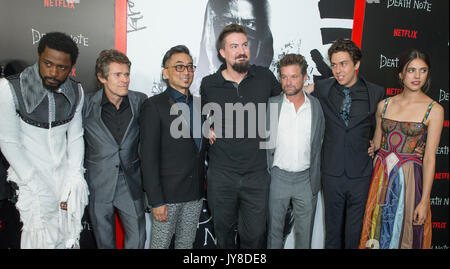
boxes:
[273,92,311,172]
[0,78,88,249]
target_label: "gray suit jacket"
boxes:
[82,89,147,202]
[266,92,325,195]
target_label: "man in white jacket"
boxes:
[0,32,89,249]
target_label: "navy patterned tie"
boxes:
[340,88,351,126]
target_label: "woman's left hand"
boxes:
[367,140,375,158]
[413,201,428,226]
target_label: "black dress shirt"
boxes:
[101,91,132,145]
[200,64,281,173]
[168,87,201,149]
[330,77,369,125]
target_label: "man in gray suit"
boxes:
[265,54,325,249]
[82,49,147,248]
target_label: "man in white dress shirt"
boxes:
[266,54,325,248]
[0,32,88,249]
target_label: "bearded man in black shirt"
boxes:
[200,24,281,249]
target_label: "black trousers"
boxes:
[0,200,21,249]
[322,173,371,249]
[206,167,270,249]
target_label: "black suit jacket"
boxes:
[314,77,384,178]
[139,90,206,207]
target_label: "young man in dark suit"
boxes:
[312,39,384,249]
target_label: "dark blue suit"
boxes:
[313,77,384,248]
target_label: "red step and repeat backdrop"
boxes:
[0,0,448,249]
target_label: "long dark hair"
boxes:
[398,48,431,93]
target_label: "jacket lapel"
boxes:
[93,89,117,145]
[120,91,136,145]
[363,77,377,114]
[309,94,318,145]
[324,83,347,128]
[267,94,283,153]
[193,96,205,153]
[347,77,373,129]
[165,90,200,151]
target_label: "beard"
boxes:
[231,53,250,73]
[283,86,302,96]
[41,76,63,91]
[231,61,250,74]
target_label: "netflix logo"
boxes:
[44,0,78,8]
[69,67,77,78]
[393,28,418,39]
[386,88,403,96]
[432,222,447,229]
[444,120,449,128]
[435,173,449,180]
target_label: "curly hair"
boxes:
[328,38,362,65]
[278,53,308,76]
[38,32,79,65]
[95,49,131,87]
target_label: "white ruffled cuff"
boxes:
[60,170,89,249]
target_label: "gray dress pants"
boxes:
[268,166,317,249]
[89,172,146,249]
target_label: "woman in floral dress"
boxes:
[359,49,444,249]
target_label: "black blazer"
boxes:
[139,90,206,207]
[314,77,384,178]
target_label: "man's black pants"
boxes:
[206,167,270,249]
[322,173,371,249]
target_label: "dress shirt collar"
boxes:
[100,89,130,108]
[335,76,363,94]
[216,63,256,85]
[282,90,310,106]
[168,86,192,103]
[19,62,77,114]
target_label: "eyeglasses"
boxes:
[167,64,196,72]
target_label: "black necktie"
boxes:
[340,88,351,126]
